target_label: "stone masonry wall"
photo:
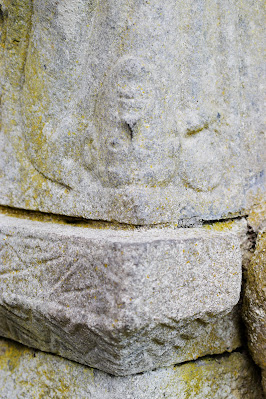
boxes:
[0,0,265,398]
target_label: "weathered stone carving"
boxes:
[0,0,264,224]
[94,56,177,188]
[0,2,264,394]
[0,213,242,375]
[179,125,225,192]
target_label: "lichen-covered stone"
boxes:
[203,217,258,272]
[248,201,266,234]
[0,0,265,225]
[0,338,263,399]
[243,227,266,394]
[0,212,242,375]
[262,369,266,394]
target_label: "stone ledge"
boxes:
[0,214,242,375]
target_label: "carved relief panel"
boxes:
[0,0,264,224]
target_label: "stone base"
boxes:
[0,213,242,375]
[0,339,263,399]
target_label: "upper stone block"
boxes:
[0,0,265,224]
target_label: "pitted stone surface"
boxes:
[0,339,264,399]
[0,213,242,375]
[0,0,265,225]
[243,227,266,394]
[248,201,266,234]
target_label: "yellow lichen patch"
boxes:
[176,354,234,397]
[0,204,137,230]
[0,339,26,371]
[2,0,33,88]
[203,219,237,232]
[248,197,266,233]
[0,339,78,398]
[0,338,264,398]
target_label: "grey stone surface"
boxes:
[0,212,242,375]
[248,201,266,234]
[203,217,256,272]
[243,227,266,395]
[0,339,264,399]
[0,0,265,225]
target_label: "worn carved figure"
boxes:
[21,0,224,190]
[93,56,178,187]
[0,0,264,224]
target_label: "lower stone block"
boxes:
[0,339,263,399]
[0,213,242,375]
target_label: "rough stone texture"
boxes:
[0,339,264,399]
[0,0,265,225]
[243,227,266,394]
[203,217,258,273]
[0,1,264,395]
[248,200,266,234]
[0,212,242,375]
[262,370,266,395]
